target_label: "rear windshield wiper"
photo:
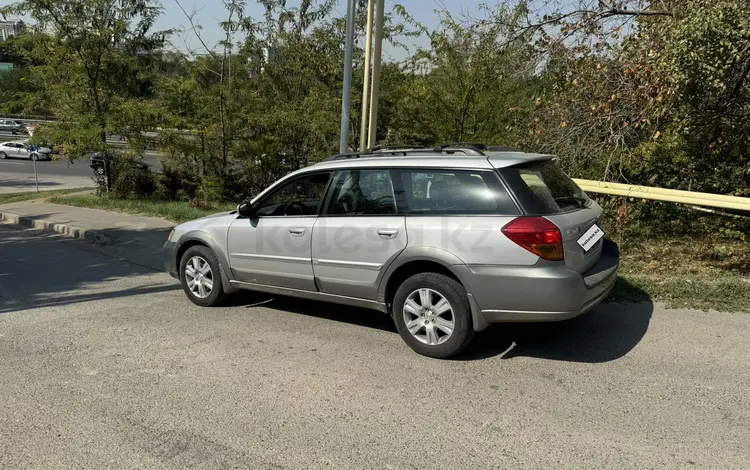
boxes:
[554,196,589,208]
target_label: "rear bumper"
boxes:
[164,240,179,279]
[453,239,619,324]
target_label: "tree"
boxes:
[0,0,168,160]
[386,3,538,147]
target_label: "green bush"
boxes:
[95,153,156,199]
[156,165,200,201]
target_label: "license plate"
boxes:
[577,224,604,252]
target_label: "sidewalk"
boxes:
[0,201,174,271]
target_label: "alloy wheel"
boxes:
[402,288,455,346]
[184,256,214,299]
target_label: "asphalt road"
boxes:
[0,223,748,469]
[0,144,162,193]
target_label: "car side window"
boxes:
[391,169,518,215]
[324,169,397,215]
[254,172,331,217]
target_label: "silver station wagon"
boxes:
[164,145,619,358]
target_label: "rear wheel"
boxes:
[0,152,6,159]
[179,245,227,307]
[392,272,474,358]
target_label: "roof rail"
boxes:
[369,145,425,152]
[319,145,486,162]
[435,142,487,150]
[486,145,521,152]
[434,143,522,152]
[317,144,521,162]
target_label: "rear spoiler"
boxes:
[487,153,555,170]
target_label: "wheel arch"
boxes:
[175,231,237,294]
[383,260,460,310]
[377,247,488,331]
[377,248,463,305]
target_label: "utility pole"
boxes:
[33,157,39,192]
[338,0,356,154]
[359,0,375,151]
[367,0,386,148]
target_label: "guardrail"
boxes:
[574,179,750,212]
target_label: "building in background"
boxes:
[0,20,24,70]
[0,20,24,42]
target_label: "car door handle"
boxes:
[289,227,306,236]
[377,229,399,239]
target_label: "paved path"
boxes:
[0,223,748,469]
[0,201,173,269]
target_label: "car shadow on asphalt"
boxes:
[230,279,653,363]
[459,279,654,363]
[226,291,397,332]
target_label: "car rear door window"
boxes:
[324,169,397,215]
[498,160,590,214]
[391,169,518,215]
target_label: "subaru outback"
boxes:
[164,145,619,358]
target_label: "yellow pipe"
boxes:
[576,185,750,211]
[574,179,749,204]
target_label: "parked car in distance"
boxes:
[89,151,109,175]
[0,140,53,160]
[88,151,123,175]
[163,144,619,358]
[0,119,25,135]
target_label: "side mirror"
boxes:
[237,202,256,218]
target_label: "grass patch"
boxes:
[613,237,750,312]
[49,194,236,223]
[0,188,91,205]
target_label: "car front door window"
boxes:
[255,173,331,217]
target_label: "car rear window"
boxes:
[498,160,590,215]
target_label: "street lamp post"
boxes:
[367,0,386,148]
[338,0,357,154]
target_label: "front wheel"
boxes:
[179,245,227,307]
[392,272,474,358]
[30,153,38,161]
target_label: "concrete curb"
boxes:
[0,211,112,245]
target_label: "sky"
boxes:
[159,0,489,61]
[0,0,492,61]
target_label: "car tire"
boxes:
[179,245,228,307]
[94,167,105,176]
[392,272,474,359]
[0,152,6,159]
[30,153,38,161]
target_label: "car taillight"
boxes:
[501,217,564,261]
